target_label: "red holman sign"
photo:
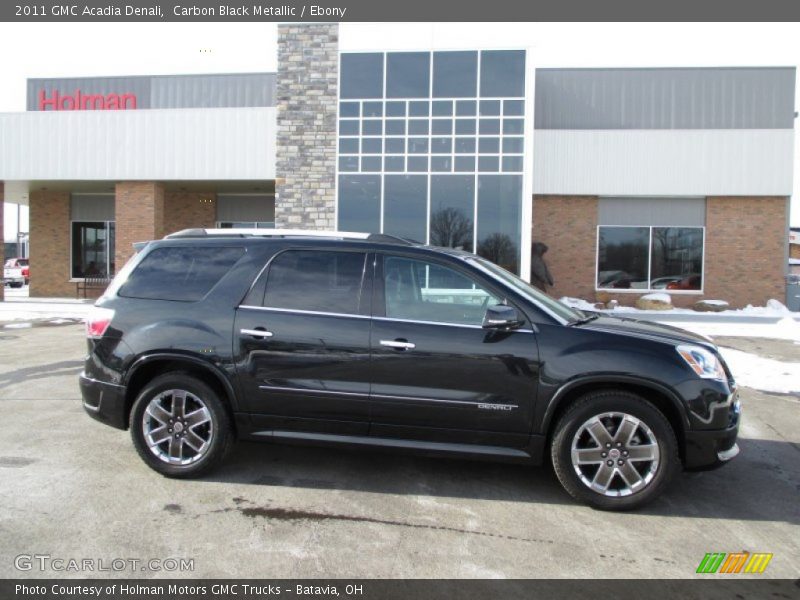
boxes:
[38,89,137,111]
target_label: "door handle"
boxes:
[241,328,274,339]
[380,339,415,350]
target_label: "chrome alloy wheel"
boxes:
[142,389,213,465]
[570,412,660,497]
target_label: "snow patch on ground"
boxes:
[661,316,800,342]
[639,292,671,303]
[718,347,800,395]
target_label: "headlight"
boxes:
[676,345,727,380]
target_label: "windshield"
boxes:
[468,257,584,323]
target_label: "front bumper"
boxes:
[684,421,740,470]
[79,372,127,430]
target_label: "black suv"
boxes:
[80,229,740,510]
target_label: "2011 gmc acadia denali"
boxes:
[79,229,740,510]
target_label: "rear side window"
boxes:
[119,246,245,302]
[263,250,367,315]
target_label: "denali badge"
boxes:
[477,404,514,411]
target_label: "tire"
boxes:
[551,390,679,511]
[130,372,233,478]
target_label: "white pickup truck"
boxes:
[3,257,29,288]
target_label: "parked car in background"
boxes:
[650,276,683,290]
[666,274,702,291]
[3,257,29,288]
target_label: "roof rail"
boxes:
[164,228,371,240]
[164,228,417,245]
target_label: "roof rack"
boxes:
[163,228,415,245]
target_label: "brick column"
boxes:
[29,190,72,297]
[164,191,217,234]
[275,23,338,229]
[115,182,165,271]
[532,195,599,300]
[705,196,787,308]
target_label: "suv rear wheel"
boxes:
[551,391,679,510]
[130,373,232,478]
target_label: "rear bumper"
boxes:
[684,423,740,470]
[79,372,127,430]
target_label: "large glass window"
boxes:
[264,250,366,315]
[71,221,115,278]
[384,256,498,326]
[430,176,474,252]
[120,246,244,302]
[597,226,704,291]
[337,50,527,273]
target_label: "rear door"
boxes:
[369,253,539,447]
[233,248,373,435]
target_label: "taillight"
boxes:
[21,267,29,277]
[86,307,115,339]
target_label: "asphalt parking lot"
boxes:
[0,322,798,579]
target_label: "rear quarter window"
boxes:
[119,246,245,302]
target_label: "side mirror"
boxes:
[482,304,523,330]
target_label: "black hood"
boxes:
[579,315,716,348]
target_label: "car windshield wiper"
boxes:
[568,312,600,326]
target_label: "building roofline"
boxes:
[26,71,276,83]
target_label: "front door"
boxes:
[369,253,539,447]
[234,248,372,435]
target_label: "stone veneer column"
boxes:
[29,190,72,297]
[532,195,599,300]
[115,182,165,271]
[275,23,338,229]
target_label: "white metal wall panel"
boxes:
[533,129,794,196]
[0,107,276,181]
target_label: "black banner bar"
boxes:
[4,0,800,22]
[2,579,800,600]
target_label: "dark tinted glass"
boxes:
[650,227,704,290]
[432,101,453,116]
[479,119,501,134]
[362,138,382,153]
[71,221,111,278]
[455,119,476,135]
[479,137,500,153]
[339,120,359,136]
[432,119,453,135]
[341,53,384,99]
[339,102,359,117]
[431,138,452,153]
[385,157,405,172]
[504,119,524,134]
[339,139,358,154]
[361,156,382,171]
[363,120,382,135]
[504,99,524,116]
[338,175,381,232]
[454,156,475,172]
[264,250,366,314]
[408,156,428,171]
[455,100,477,116]
[455,138,476,153]
[479,100,501,116]
[408,138,429,153]
[430,175,474,251]
[503,137,524,153]
[478,156,500,171]
[362,101,383,117]
[339,156,358,172]
[387,52,430,98]
[408,120,429,135]
[385,120,406,135]
[597,227,650,289]
[502,156,524,172]
[477,175,522,274]
[386,101,406,116]
[409,101,429,116]
[433,51,478,98]
[385,138,405,154]
[431,156,452,171]
[480,50,526,97]
[384,175,428,242]
[120,246,244,302]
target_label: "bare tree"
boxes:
[430,208,473,250]
[477,233,518,272]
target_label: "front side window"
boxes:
[383,256,498,326]
[71,221,115,278]
[263,250,367,315]
[597,226,704,291]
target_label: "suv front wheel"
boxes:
[551,391,679,510]
[130,372,232,478]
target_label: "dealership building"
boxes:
[0,23,795,307]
